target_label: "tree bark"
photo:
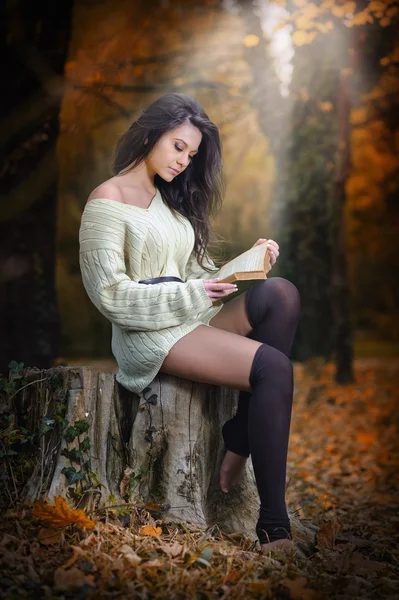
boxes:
[330,53,357,383]
[14,366,316,553]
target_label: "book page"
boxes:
[218,243,267,279]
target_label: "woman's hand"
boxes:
[202,279,237,301]
[252,238,279,267]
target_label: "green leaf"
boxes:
[74,420,90,435]
[80,437,91,451]
[39,424,54,437]
[68,486,83,499]
[8,360,24,375]
[88,471,105,488]
[64,427,78,443]
[61,466,86,484]
[60,447,84,463]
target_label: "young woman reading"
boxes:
[79,92,301,555]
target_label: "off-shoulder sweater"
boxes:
[79,187,224,395]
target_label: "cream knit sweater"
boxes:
[79,188,224,395]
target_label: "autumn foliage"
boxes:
[32,496,96,530]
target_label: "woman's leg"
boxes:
[159,323,294,546]
[213,278,301,460]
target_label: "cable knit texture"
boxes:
[79,188,224,394]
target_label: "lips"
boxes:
[169,167,180,175]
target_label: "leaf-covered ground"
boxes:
[0,358,398,599]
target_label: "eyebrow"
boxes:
[175,138,198,154]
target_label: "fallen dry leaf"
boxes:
[37,527,64,546]
[284,577,319,600]
[159,541,184,559]
[225,570,242,584]
[247,579,272,592]
[142,559,166,570]
[332,551,388,575]
[138,525,162,537]
[60,549,82,570]
[119,544,142,566]
[316,516,341,551]
[54,566,95,591]
[33,496,95,530]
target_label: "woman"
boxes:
[79,92,301,555]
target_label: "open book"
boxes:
[216,241,272,284]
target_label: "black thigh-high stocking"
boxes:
[222,277,301,458]
[248,343,294,543]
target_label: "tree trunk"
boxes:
[330,62,356,384]
[0,0,74,373]
[13,366,316,553]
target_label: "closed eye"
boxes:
[175,144,195,160]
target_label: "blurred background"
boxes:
[1,0,398,383]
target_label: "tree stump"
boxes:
[14,366,316,552]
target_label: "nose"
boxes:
[177,153,190,169]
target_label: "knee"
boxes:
[265,277,300,312]
[249,344,293,390]
[246,277,301,329]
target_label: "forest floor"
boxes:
[0,357,398,599]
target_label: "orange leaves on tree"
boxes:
[315,20,334,33]
[386,6,399,18]
[273,19,290,33]
[350,107,368,125]
[243,34,260,48]
[380,56,391,66]
[331,2,354,19]
[32,496,96,530]
[295,16,314,30]
[301,2,319,21]
[318,101,333,112]
[350,10,374,26]
[272,0,396,46]
[139,525,162,537]
[369,0,388,12]
[292,30,317,46]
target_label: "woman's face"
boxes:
[147,122,202,181]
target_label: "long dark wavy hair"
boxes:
[112,93,228,273]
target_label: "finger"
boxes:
[271,250,279,261]
[267,241,279,254]
[267,245,279,262]
[267,239,279,251]
[206,282,237,291]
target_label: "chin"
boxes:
[164,169,176,181]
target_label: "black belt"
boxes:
[138,276,184,285]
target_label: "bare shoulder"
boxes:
[86,180,123,205]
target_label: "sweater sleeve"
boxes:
[79,206,214,332]
[184,248,222,281]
